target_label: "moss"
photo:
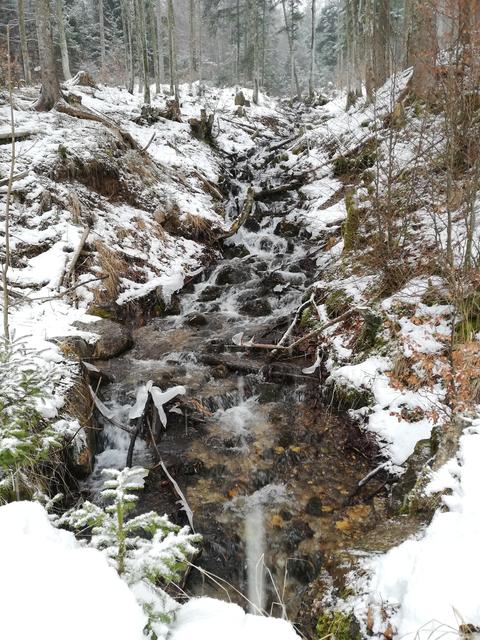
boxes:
[456,292,480,342]
[57,144,68,159]
[325,289,353,319]
[355,311,383,354]
[88,305,115,320]
[316,611,362,640]
[342,190,360,254]
[300,307,315,329]
[326,381,373,411]
[333,145,377,178]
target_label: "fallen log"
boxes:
[0,129,34,144]
[0,170,30,190]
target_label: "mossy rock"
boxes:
[316,611,362,640]
[342,190,361,254]
[325,289,353,319]
[354,311,383,354]
[300,307,316,329]
[332,145,377,178]
[325,381,373,410]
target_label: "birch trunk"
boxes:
[136,0,151,104]
[167,0,179,101]
[99,0,106,73]
[309,0,316,99]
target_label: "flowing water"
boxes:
[86,127,385,628]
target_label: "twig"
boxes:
[141,132,156,152]
[218,186,255,239]
[32,275,107,302]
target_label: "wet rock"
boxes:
[216,264,250,285]
[255,261,268,272]
[73,319,132,360]
[244,217,261,232]
[239,298,272,316]
[288,554,321,584]
[185,312,208,327]
[199,285,223,302]
[284,519,314,553]
[305,496,323,517]
[251,469,276,490]
[259,238,273,251]
[275,220,301,238]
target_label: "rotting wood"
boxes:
[62,226,91,288]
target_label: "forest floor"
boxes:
[0,76,479,639]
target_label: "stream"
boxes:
[85,120,385,629]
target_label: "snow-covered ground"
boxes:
[0,500,300,640]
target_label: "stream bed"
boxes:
[85,130,387,630]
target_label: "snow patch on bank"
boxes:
[354,420,480,638]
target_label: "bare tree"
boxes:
[99,0,106,74]
[167,0,179,101]
[17,0,31,84]
[309,0,317,99]
[35,0,61,111]
[55,0,72,80]
[136,0,151,103]
[189,0,198,84]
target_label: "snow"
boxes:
[0,501,146,640]
[356,421,480,639]
[170,598,300,640]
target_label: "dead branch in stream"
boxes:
[218,187,255,239]
[234,307,362,353]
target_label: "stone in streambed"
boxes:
[305,496,323,517]
[215,264,250,285]
[185,313,208,327]
[238,298,272,316]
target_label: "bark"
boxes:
[121,0,135,93]
[17,0,31,84]
[35,0,61,111]
[55,0,72,80]
[407,0,438,97]
[189,0,198,83]
[167,0,179,101]
[148,0,160,94]
[309,0,317,99]
[155,0,165,85]
[136,0,151,103]
[99,0,106,73]
[373,0,389,89]
[281,0,301,99]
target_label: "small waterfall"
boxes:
[245,504,266,614]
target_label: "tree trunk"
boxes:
[281,0,301,100]
[189,0,198,84]
[373,0,389,89]
[35,0,61,111]
[155,0,165,86]
[99,0,106,73]
[135,0,151,104]
[55,0,71,80]
[17,0,31,84]
[121,0,135,93]
[167,0,179,101]
[236,0,241,83]
[407,0,438,97]
[148,0,160,94]
[309,0,317,99]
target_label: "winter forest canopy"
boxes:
[1,1,480,640]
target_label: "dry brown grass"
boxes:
[93,240,129,304]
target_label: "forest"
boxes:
[0,1,480,639]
